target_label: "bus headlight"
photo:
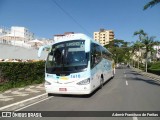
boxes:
[45,81,51,85]
[77,78,90,85]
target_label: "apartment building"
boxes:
[0,27,10,35]
[94,29,114,46]
[0,26,34,42]
[10,26,34,41]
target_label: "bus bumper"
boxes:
[45,85,92,95]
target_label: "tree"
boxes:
[131,41,143,68]
[104,39,131,64]
[133,29,147,41]
[105,39,124,48]
[143,0,160,10]
[141,35,158,72]
[122,46,132,65]
[133,29,147,69]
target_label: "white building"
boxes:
[0,27,10,36]
[0,26,34,42]
[153,45,160,59]
[10,26,34,41]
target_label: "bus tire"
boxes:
[48,93,52,97]
[112,71,114,78]
[100,77,104,89]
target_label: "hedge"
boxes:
[0,61,45,91]
[147,69,160,75]
[149,62,160,70]
[147,62,160,75]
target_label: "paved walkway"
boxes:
[0,83,46,110]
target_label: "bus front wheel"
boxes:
[48,93,52,97]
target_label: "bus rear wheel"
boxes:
[100,77,104,89]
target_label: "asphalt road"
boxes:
[1,67,160,120]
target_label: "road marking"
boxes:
[126,81,128,86]
[124,74,126,77]
[15,96,53,111]
[133,116,138,120]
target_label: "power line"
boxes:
[51,0,92,36]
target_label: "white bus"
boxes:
[38,33,115,95]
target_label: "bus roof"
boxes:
[54,33,91,43]
[53,33,111,54]
[53,33,100,45]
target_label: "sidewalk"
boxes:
[0,83,47,111]
[131,67,160,81]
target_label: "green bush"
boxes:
[139,63,145,70]
[148,69,160,75]
[147,62,154,68]
[149,61,160,69]
[0,61,45,91]
[148,62,160,75]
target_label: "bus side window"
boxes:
[95,45,102,63]
[91,43,95,68]
[91,43,102,68]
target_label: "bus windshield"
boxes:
[46,40,89,74]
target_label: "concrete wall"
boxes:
[0,44,48,60]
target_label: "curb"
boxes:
[0,93,48,111]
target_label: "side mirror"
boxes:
[38,45,50,58]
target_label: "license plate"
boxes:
[59,88,67,91]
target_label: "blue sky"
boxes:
[0,0,159,42]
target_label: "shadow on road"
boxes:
[125,70,142,76]
[125,69,160,86]
[49,90,98,98]
[129,76,160,86]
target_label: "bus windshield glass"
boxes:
[46,40,89,74]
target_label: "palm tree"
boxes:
[131,41,143,69]
[141,36,158,72]
[133,29,147,69]
[133,29,147,41]
[143,0,160,10]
